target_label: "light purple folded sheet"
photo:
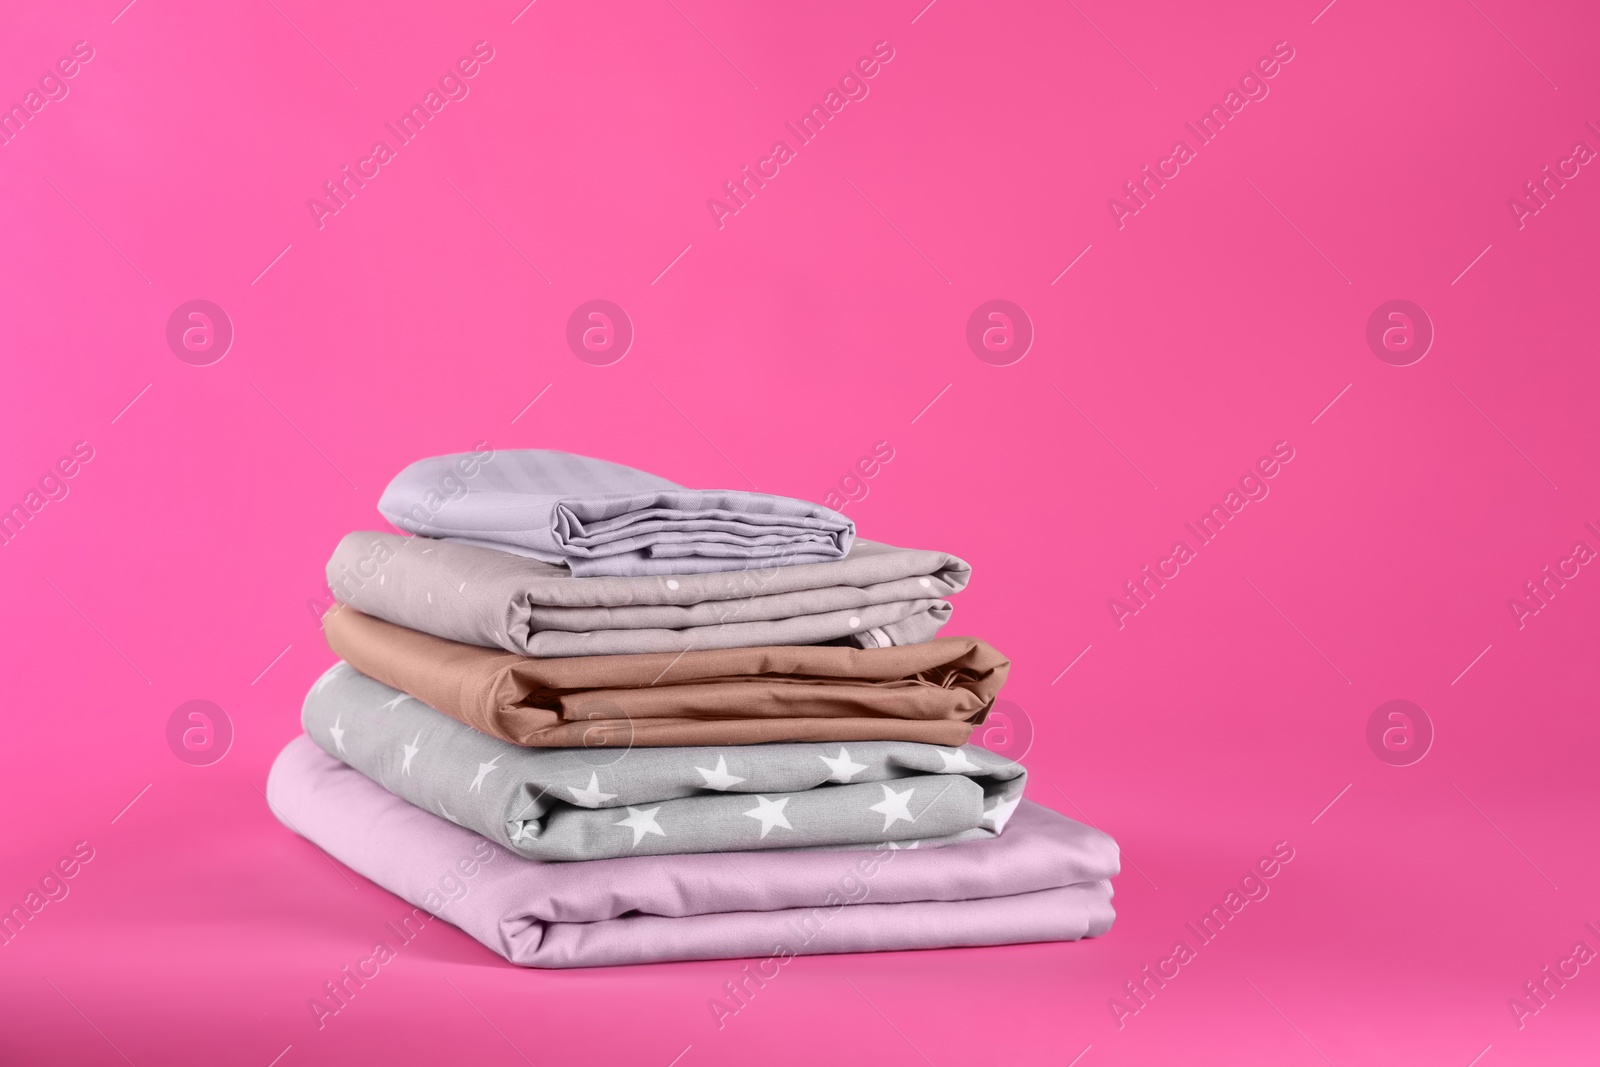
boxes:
[267,735,1119,968]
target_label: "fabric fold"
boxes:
[267,735,1118,968]
[303,662,1027,862]
[378,449,854,576]
[321,605,1007,748]
[328,531,966,656]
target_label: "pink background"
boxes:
[3,0,1598,1062]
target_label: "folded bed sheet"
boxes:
[379,450,854,577]
[328,531,966,657]
[304,662,1027,861]
[267,735,1117,968]
[321,605,1008,748]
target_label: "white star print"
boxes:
[469,754,502,793]
[311,663,347,695]
[614,806,666,846]
[818,748,868,783]
[983,794,1021,833]
[937,748,983,774]
[401,732,421,775]
[328,715,346,754]
[695,755,746,791]
[438,801,455,822]
[886,840,920,850]
[509,821,533,844]
[568,773,618,808]
[869,784,916,832]
[380,693,410,712]
[743,796,793,838]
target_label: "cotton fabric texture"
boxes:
[303,662,1027,862]
[321,605,1008,748]
[327,531,966,656]
[379,450,854,577]
[267,736,1118,968]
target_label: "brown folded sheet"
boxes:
[321,605,1009,748]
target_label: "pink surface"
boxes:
[2,0,1597,1063]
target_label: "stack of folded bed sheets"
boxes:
[267,449,1118,967]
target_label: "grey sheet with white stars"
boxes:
[302,661,1027,861]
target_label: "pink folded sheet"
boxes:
[266,735,1118,968]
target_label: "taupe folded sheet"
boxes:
[326,531,968,657]
[322,605,1008,748]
